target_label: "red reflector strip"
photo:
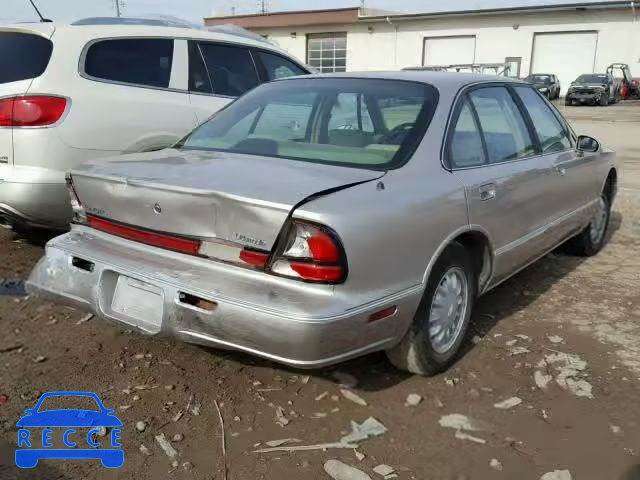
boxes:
[87,215,200,255]
[368,306,398,322]
[289,262,343,282]
[239,249,269,268]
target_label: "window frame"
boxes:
[79,36,178,92]
[80,36,308,96]
[444,82,545,170]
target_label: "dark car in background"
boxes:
[525,73,561,99]
[566,73,620,106]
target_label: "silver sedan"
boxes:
[28,72,617,375]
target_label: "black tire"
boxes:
[386,242,477,375]
[565,98,572,106]
[600,94,609,106]
[563,194,611,256]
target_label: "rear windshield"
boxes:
[576,74,608,83]
[0,32,53,84]
[177,78,437,170]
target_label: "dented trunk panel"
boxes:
[71,149,383,249]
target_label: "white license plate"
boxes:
[111,276,163,334]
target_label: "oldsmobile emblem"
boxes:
[153,203,162,214]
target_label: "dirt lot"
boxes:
[1,102,639,480]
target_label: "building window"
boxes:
[306,33,346,73]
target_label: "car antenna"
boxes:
[27,0,52,22]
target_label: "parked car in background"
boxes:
[565,73,620,106]
[524,73,561,99]
[28,72,617,375]
[0,17,308,230]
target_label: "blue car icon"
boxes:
[16,391,123,468]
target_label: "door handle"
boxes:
[478,183,496,201]
[555,165,567,176]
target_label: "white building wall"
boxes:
[259,8,639,77]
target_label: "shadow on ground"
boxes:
[0,440,66,480]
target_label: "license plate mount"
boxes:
[111,275,163,334]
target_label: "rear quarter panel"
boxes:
[293,84,468,309]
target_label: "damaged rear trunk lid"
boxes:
[71,149,383,250]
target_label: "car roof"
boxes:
[279,70,526,91]
[1,20,291,57]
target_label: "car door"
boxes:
[187,40,260,123]
[446,84,559,285]
[513,85,597,240]
[65,37,197,153]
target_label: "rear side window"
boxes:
[84,38,174,88]
[196,43,260,97]
[0,32,52,84]
[469,87,535,164]
[255,51,306,80]
[449,100,486,168]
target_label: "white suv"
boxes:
[0,18,308,230]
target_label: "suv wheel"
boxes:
[600,94,609,106]
[386,242,476,375]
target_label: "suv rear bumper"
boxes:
[0,165,71,229]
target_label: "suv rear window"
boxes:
[84,38,174,88]
[0,32,53,84]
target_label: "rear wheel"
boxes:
[563,194,610,256]
[565,98,572,106]
[386,242,476,375]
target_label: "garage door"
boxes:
[423,36,476,67]
[531,32,598,96]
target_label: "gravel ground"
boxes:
[0,102,639,480]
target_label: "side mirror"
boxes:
[577,135,600,153]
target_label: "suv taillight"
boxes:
[0,96,67,127]
[269,220,347,284]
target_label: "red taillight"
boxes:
[0,96,67,127]
[87,215,200,255]
[238,248,270,268]
[269,220,347,284]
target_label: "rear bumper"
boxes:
[27,227,420,368]
[0,165,71,228]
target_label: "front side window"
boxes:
[197,43,260,97]
[84,38,174,88]
[469,87,535,164]
[255,51,306,80]
[514,86,572,153]
[307,33,347,73]
[449,100,486,168]
[177,78,437,170]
